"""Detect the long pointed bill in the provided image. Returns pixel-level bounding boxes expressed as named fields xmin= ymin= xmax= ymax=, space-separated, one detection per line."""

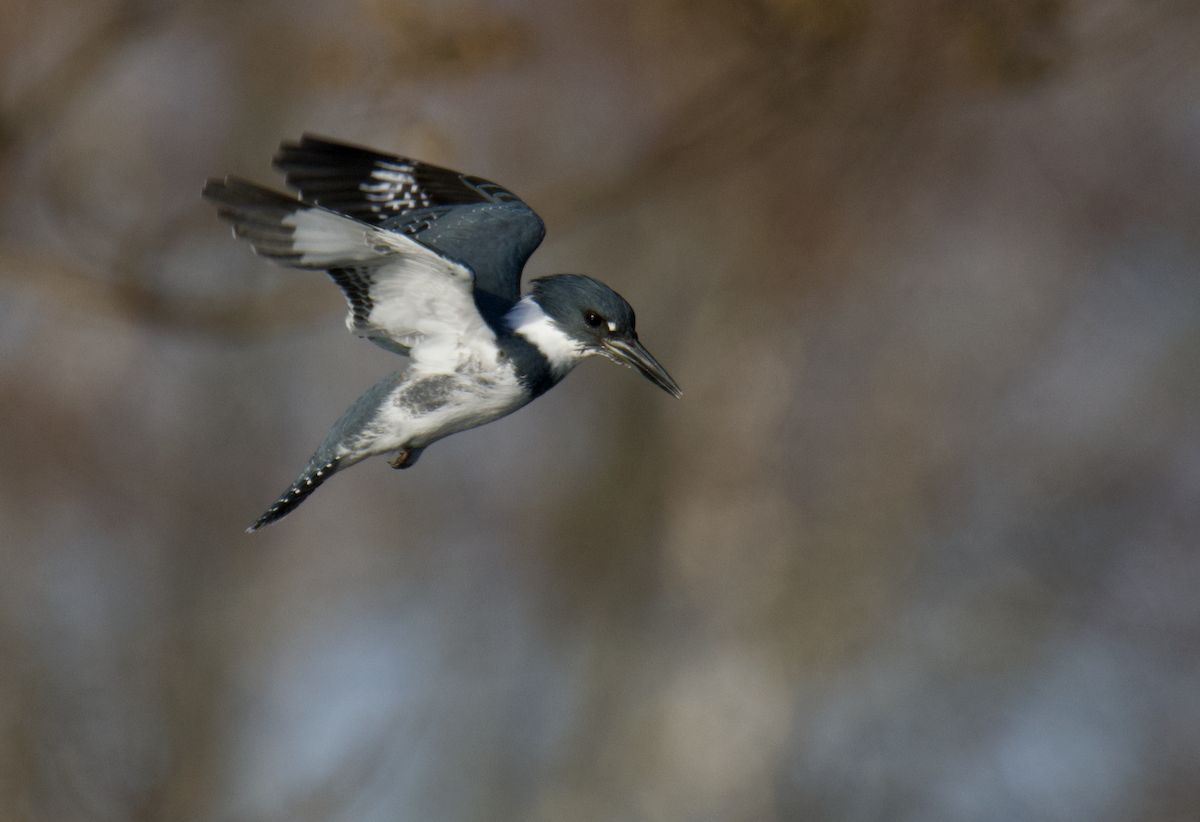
xmin=604 ymin=338 xmax=682 ymax=398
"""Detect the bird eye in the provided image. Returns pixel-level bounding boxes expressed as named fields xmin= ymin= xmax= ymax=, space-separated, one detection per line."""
xmin=584 ymin=310 xmax=603 ymax=328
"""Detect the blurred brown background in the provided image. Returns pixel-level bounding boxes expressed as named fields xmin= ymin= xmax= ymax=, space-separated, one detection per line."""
xmin=2 ymin=0 xmax=1200 ymax=820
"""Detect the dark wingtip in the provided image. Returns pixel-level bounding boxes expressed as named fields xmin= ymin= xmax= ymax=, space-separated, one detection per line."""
xmin=201 ymin=175 xmax=230 ymax=199
xmin=202 ymin=176 xmax=302 ymax=210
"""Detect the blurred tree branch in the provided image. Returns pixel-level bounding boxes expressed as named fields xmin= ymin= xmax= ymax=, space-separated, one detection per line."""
xmin=0 ymin=0 xmax=347 ymax=338
xmin=0 ymin=0 xmax=166 ymax=155
xmin=0 ymin=240 xmax=333 ymax=336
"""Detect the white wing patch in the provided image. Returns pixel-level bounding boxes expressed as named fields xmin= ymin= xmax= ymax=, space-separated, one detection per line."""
xmin=279 ymin=209 xmax=494 ymax=370
xmin=281 ymin=208 xmax=451 ymax=270
xmin=367 ymin=255 xmax=497 ymax=374
xmin=282 ymin=208 xmax=399 ymax=266
xmin=205 ymin=177 xmax=496 ymax=374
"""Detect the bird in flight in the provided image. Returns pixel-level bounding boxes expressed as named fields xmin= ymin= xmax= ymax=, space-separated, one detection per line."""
xmin=203 ymin=135 xmax=680 ymax=531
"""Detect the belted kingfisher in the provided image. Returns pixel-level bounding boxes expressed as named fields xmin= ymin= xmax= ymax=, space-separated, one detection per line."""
xmin=203 ymin=135 xmax=680 ymax=531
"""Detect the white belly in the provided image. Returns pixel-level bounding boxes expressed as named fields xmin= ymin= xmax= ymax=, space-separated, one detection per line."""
xmin=363 ymin=362 xmax=531 ymax=456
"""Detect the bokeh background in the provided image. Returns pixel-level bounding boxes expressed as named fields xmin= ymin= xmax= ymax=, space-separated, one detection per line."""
xmin=3 ymin=0 xmax=1200 ymax=820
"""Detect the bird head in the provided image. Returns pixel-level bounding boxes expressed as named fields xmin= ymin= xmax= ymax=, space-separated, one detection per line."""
xmin=530 ymin=274 xmax=681 ymax=398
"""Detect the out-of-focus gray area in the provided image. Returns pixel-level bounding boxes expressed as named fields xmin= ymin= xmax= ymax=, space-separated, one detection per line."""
xmin=2 ymin=0 xmax=1199 ymax=819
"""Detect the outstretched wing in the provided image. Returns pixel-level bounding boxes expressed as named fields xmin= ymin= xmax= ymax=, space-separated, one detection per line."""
xmin=273 ymin=135 xmax=545 ymax=325
xmin=203 ymin=177 xmax=496 ymax=372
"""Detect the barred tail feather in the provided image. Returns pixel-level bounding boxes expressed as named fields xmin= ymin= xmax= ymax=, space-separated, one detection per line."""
xmin=248 ymin=457 xmax=341 ymax=532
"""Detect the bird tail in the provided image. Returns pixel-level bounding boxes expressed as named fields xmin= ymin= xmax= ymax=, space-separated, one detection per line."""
xmin=245 ymin=371 xmax=409 ymax=532
xmin=247 ymin=456 xmax=342 ymax=532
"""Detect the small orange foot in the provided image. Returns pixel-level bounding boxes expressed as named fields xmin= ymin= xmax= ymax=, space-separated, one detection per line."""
xmin=389 ymin=449 xmax=415 ymax=469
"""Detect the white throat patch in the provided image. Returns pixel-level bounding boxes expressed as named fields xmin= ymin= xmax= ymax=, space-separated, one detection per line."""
xmin=506 ymin=296 xmax=585 ymax=374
